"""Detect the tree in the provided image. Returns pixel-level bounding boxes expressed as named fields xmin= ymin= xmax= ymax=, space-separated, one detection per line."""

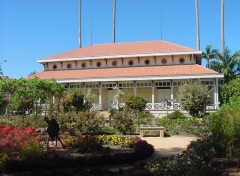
xmin=63 ymin=89 xmax=92 ymax=112
xmin=195 ymin=0 xmax=200 ymax=50
xmin=28 ymin=71 xmax=37 ymax=76
xmin=124 ymin=95 xmax=147 ymax=127
xmin=124 ymin=95 xmax=147 ymax=113
xmin=210 ymin=48 xmax=240 ymax=83
xmin=221 ymin=0 xmax=225 ymax=53
xmin=202 ymin=45 xmax=218 ymax=68
xmin=178 ymin=81 xmax=211 ymax=117
xmin=220 ymin=78 xmax=240 ymax=104
xmin=0 ymin=78 xmax=64 ymax=115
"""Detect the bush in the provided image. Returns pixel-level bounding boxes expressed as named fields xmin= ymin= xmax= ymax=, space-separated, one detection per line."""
xmin=0 ymin=125 xmax=36 ymax=155
xmin=178 ymin=81 xmax=211 ymax=117
xmin=146 ymin=139 xmax=215 ymax=176
xmin=77 ymin=135 xmax=105 ymax=153
xmin=165 ymin=111 xmax=187 ymax=120
xmin=0 ymin=115 xmax=47 ymax=129
xmin=111 ymin=111 xmax=135 ymax=135
xmin=63 ymin=89 xmax=92 ymax=112
xmin=134 ymin=140 xmax=154 ymax=160
xmin=98 ymin=135 xmax=133 ymax=148
xmin=124 ymin=95 xmax=147 ymax=112
xmin=155 ymin=116 xmax=205 ymax=136
xmin=58 ymin=111 xmax=105 ymax=135
xmin=64 ymin=135 xmax=106 ymax=153
xmin=205 ymin=97 xmax=240 ymax=157
xmin=220 ymin=79 xmax=240 ymax=104
xmin=19 ymin=138 xmax=43 ymax=161
xmin=138 ymin=111 xmax=154 ymax=126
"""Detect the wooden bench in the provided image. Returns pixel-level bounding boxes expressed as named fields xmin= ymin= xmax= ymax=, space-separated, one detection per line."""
xmin=139 ymin=126 xmax=165 ymax=138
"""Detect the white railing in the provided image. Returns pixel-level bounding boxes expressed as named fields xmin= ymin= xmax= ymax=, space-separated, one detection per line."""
xmin=90 ymin=103 xmax=102 ymax=111
xmin=38 ymin=102 xmax=218 ymax=112
xmin=145 ymin=102 xmax=180 ymax=110
xmin=173 ymin=103 xmax=184 ymax=110
xmin=206 ymin=104 xmax=218 ymax=111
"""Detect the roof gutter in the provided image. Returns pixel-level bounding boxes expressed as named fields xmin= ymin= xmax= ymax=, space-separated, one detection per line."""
xmin=55 ymin=73 xmax=223 ymax=83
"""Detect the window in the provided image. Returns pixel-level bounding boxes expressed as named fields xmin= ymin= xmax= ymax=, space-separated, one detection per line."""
xmin=128 ymin=60 xmax=134 ymax=66
xmin=81 ymin=63 xmax=86 ymax=68
xmin=53 ymin=65 xmax=57 ymax=69
xmin=161 ymin=58 xmax=167 ymax=64
xmin=179 ymin=58 xmax=185 ymax=64
xmin=112 ymin=61 xmax=118 ymax=67
xmin=67 ymin=64 xmax=72 ymax=69
xmin=96 ymin=62 xmax=102 ymax=67
xmin=145 ymin=59 xmax=150 ymax=65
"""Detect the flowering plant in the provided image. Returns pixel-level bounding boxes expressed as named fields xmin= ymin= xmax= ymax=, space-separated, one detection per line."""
xmin=0 ymin=125 xmax=37 ymax=155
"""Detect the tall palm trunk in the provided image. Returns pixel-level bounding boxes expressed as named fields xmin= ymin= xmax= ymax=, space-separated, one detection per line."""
xmin=195 ymin=0 xmax=200 ymax=50
xmin=221 ymin=0 xmax=225 ymax=53
xmin=79 ymin=0 xmax=82 ymax=48
xmin=113 ymin=0 xmax=116 ymax=43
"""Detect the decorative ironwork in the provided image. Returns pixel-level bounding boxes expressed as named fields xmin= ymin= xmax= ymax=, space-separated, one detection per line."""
xmin=90 ymin=103 xmax=102 ymax=111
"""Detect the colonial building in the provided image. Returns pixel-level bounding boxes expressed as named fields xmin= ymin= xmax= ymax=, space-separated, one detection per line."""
xmin=32 ymin=40 xmax=223 ymax=116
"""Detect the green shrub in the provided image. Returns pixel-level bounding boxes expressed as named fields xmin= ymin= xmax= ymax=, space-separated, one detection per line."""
xmin=220 ymin=79 xmax=240 ymax=104
xmin=178 ymin=81 xmax=211 ymax=117
xmin=124 ymin=95 xmax=147 ymax=113
xmin=19 ymin=139 xmax=43 ymax=161
xmin=111 ymin=111 xmax=135 ymax=135
xmin=146 ymin=138 xmax=215 ymax=176
xmin=134 ymin=140 xmax=154 ymax=160
xmin=205 ymin=97 xmax=240 ymax=157
xmin=165 ymin=111 xmax=187 ymax=119
xmin=63 ymin=89 xmax=92 ymax=112
xmin=58 ymin=111 xmax=105 ymax=135
xmin=138 ymin=111 xmax=154 ymax=126
xmin=64 ymin=135 xmax=105 ymax=153
xmin=155 ymin=116 xmax=205 ymax=136
xmin=0 ymin=115 xmax=47 ymax=129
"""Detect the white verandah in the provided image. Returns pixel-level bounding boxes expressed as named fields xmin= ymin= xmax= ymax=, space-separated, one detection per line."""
xmin=65 ymin=78 xmax=220 ymax=113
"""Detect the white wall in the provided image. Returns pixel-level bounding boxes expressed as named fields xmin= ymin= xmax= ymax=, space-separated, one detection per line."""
xmin=45 ymin=54 xmax=196 ymax=71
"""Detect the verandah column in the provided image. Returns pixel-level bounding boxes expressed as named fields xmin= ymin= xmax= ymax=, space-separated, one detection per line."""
xmin=134 ymin=81 xmax=137 ymax=95
xmin=99 ymin=82 xmax=102 ymax=110
xmin=151 ymin=80 xmax=155 ymax=110
xmin=170 ymin=80 xmax=174 ymax=109
xmin=214 ymin=78 xmax=219 ymax=109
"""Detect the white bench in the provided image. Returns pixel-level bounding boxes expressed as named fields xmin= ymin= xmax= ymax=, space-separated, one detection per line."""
xmin=139 ymin=126 xmax=165 ymax=138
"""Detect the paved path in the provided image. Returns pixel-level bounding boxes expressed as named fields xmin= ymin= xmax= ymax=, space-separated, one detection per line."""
xmin=142 ymin=135 xmax=197 ymax=158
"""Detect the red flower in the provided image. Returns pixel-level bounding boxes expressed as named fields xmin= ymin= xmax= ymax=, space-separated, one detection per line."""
xmin=2 ymin=125 xmax=13 ymax=135
xmin=26 ymin=126 xmax=35 ymax=133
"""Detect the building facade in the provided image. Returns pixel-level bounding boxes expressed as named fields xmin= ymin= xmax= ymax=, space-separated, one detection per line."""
xmin=31 ymin=40 xmax=224 ymax=115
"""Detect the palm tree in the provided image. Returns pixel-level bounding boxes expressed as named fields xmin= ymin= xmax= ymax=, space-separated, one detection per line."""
xmin=210 ymin=48 xmax=240 ymax=82
xmin=221 ymin=0 xmax=225 ymax=53
xmin=202 ymin=45 xmax=218 ymax=68
xmin=0 ymin=68 xmax=3 ymax=76
xmin=79 ymin=0 xmax=82 ymax=48
xmin=112 ymin=0 xmax=116 ymax=43
xmin=195 ymin=0 xmax=200 ymax=50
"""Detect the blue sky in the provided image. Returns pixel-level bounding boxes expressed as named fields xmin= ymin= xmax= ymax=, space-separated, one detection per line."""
xmin=0 ymin=0 xmax=240 ymax=78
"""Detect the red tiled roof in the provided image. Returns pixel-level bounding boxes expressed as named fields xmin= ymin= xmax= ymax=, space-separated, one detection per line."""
xmin=39 ymin=40 xmax=198 ymax=61
xmin=29 ymin=64 xmax=220 ymax=81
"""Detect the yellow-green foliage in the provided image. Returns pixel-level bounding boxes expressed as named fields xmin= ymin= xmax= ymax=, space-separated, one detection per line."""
xmin=98 ymin=135 xmax=133 ymax=148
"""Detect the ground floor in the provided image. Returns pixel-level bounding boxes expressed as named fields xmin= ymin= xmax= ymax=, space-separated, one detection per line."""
xmin=63 ymin=78 xmax=220 ymax=114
